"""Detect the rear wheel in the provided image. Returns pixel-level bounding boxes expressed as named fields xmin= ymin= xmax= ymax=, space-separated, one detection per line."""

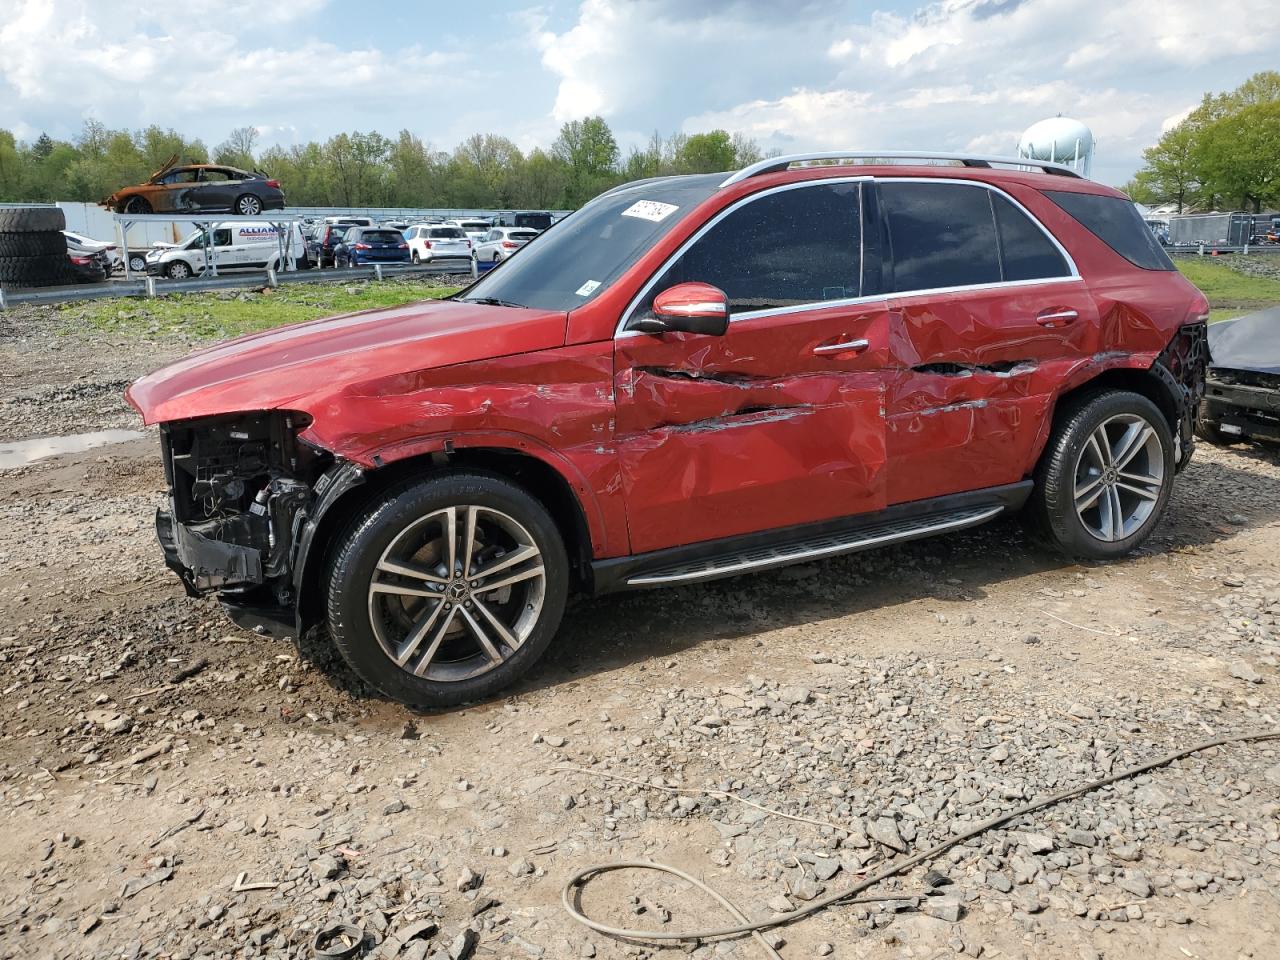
xmin=325 ymin=472 xmax=568 ymax=708
xmin=1032 ymin=390 xmax=1174 ymax=559
xmin=234 ymin=194 xmax=262 ymax=216
xmin=411 ymin=250 xmax=420 ymax=264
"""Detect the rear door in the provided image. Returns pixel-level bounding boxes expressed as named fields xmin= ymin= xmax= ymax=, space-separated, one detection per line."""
xmin=614 ymin=179 xmax=890 ymax=553
xmin=873 ymin=178 xmax=1097 ymax=504
xmin=195 ymin=168 xmax=238 ymax=211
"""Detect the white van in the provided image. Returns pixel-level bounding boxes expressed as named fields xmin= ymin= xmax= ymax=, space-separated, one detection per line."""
xmin=144 ymin=221 xmax=308 ymax=279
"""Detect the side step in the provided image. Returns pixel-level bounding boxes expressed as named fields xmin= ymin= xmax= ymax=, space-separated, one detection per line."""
xmin=625 ymin=504 xmax=1005 ymax=587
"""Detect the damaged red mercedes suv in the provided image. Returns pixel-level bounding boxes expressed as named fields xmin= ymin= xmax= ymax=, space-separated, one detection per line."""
xmin=127 ymin=151 xmax=1209 ymax=708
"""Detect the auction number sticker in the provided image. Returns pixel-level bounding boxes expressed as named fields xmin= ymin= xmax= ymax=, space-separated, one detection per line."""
xmin=621 ymin=200 xmax=678 ymax=222
xmin=575 ymin=280 xmax=602 ymax=297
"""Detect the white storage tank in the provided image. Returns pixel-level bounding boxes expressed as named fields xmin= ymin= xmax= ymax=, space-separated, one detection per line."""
xmin=1018 ymin=117 xmax=1094 ymax=176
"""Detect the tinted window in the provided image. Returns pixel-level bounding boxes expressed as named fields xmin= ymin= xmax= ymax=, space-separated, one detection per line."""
xmin=510 ymin=231 xmax=539 ymax=242
xmin=461 ymin=174 xmax=722 ymax=311
xmin=1045 ymin=190 xmax=1174 ymax=271
xmin=363 ymin=230 xmax=404 ymax=243
xmin=991 ymin=193 xmax=1071 ymax=281
xmin=201 ymin=169 xmax=232 ymax=182
xmin=430 ymin=228 xmax=465 ymax=239
xmin=637 ymin=181 xmax=862 ymax=317
xmin=881 ymin=182 xmax=1000 ymax=292
xmin=212 ymin=229 xmax=231 ymax=246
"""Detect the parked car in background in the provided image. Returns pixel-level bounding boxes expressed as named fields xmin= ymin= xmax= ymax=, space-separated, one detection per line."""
xmin=1197 ymin=307 xmax=1280 ymax=444
xmin=145 ymin=221 xmax=306 ymax=279
xmin=333 ymin=226 xmax=411 ymax=267
xmin=105 ymin=157 xmax=285 ymax=216
xmin=445 ymin=219 xmax=493 ymax=243
xmin=307 ymin=223 xmax=351 ymax=267
xmin=128 ymin=150 xmax=1210 ymax=710
xmin=63 ymin=230 xmax=121 ymax=273
xmin=471 ymin=226 xmax=540 ymax=264
xmin=405 ymin=224 xmax=471 ymax=264
xmin=495 ymin=212 xmax=554 ymax=231
xmin=66 ymin=252 xmax=107 ymax=284
xmin=326 ymin=216 xmax=373 ymax=228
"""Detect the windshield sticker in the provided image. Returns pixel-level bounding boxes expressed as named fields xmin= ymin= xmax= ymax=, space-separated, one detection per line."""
xmin=574 ymin=280 xmax=602 ymax=297
xmin=621 ymin=200 xmax=678 ymax=222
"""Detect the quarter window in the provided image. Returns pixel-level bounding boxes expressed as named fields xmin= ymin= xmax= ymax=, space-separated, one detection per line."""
xmin=637 ymin=181 xmax=862 ymax=318
xmin=1045 ymin=190 xmax=1175 ymax=271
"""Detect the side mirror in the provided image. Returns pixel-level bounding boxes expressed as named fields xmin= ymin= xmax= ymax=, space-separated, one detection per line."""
xmin=633 ymin=282 xmax=730 ymax=336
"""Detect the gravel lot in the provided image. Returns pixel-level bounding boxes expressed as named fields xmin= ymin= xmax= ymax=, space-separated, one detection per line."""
xmin=1 ymin=288 xmax=1279 ymax=960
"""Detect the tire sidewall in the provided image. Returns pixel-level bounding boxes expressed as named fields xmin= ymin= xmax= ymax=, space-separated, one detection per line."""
xmin=1039 ymin=391 xmax=1175 ymax=559
xmin=325 ymin=472 xmax=569 ymax=708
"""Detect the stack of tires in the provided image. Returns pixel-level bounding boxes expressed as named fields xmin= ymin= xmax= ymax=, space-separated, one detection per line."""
xmin=0 ymin=206 xmax=70 ymax=289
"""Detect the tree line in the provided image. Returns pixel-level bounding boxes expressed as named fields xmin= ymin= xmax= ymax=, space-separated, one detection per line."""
xmin=0 ymin=115 xmax=768 ymax=211
xmin=1125 ymin=71 xmax=1280 ymax=213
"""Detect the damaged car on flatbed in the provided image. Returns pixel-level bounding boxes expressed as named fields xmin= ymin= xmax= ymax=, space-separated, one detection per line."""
xmin=127 ymin=150 xmax=1210 ymax=709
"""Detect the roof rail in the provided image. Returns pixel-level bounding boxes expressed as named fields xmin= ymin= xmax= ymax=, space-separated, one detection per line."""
xmin=719 ymin=151 xmax=1083 ymax=188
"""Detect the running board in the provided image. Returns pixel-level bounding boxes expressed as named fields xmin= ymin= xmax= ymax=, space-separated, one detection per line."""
xmin=624 ymin=504 xmax=1006 ymax=587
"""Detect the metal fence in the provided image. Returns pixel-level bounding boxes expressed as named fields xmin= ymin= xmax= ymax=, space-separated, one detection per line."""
xmin=0 ymin=261 xmax=479 ymax=310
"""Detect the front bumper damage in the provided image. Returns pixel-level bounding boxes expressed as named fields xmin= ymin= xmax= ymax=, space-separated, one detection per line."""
xmin=1202 ymin=368 xmax=1280 ymax=442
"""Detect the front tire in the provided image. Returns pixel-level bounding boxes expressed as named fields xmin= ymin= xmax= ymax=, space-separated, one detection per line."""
xmin=325 ymin=472 xmax=568 ymax=708
xmin=166 ymin=260 xmax=192 ymax=280
xmin=122 ymin=196 xmax=152 ymax=215
xmin=1032 ymin=390 xmax=1174 ymax=559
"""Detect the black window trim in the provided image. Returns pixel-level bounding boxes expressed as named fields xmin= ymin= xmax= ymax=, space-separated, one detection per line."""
xmin=618 ymin=176 xmax=872 ymax=336
xmin=617 ymin=175 xmax=1080 ymax=339
xmin=873 ymin=177 xmax=1079 ymax=296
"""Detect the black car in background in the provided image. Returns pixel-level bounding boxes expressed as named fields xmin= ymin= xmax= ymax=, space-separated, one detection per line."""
xmin=1198 ymin=308 xmax=1280 ymax=444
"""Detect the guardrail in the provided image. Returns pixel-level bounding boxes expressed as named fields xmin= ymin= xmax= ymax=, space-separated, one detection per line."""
xmin=0 ymin=261 xmax=480 ymax=310
xmin=1168 ymin=244 xmax=1280 ymax=256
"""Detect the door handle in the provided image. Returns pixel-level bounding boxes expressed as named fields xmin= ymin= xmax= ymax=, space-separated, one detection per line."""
xmin=813 ymin=338 xmax=870 ymax=356
xmin=1036 ymin=308 xmax=1079 ymax=327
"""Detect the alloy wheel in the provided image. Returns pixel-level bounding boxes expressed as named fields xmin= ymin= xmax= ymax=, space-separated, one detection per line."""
xmin=238 ymin=196 xmax=261 ymax=216
xmin=1073 ymin=413 xmax=1165 ymax=542
xmin=366 ymin=505 xmax=547 ymax=682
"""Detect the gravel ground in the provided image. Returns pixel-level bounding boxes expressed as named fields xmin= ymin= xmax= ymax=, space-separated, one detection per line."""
xmin=1 ymin=292 xmax=1279 ymax=960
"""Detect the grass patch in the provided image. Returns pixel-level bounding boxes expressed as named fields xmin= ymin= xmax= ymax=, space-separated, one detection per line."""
xmin=61 ymin=279 xmax=464 ymax=342
xmin=1176 ymin=259 xmax=1280 ymax=312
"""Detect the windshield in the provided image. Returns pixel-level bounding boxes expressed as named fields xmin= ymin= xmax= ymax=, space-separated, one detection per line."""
xmin=460 ymin=174 xmax=721 ymax=311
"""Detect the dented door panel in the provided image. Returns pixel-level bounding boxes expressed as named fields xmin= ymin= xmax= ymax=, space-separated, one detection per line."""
xmin=615 ymin=304 xmax=889 ymax=554
xmin=882 ymin=281 xmax=1099 ymax=503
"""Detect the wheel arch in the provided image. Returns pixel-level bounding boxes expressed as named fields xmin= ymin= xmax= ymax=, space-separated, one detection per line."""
xmin=1029 ymin=362 xmax=1181 ymax=475
xmin=294 ymin=442 xmax=601 ymax=636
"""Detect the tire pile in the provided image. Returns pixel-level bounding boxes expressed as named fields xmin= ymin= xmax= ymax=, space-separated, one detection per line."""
xmin=0 ymin=206 xmax=70 ymax=289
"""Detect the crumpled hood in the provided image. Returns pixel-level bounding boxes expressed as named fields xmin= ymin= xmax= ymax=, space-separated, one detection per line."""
xmin=127 ymin=298 xmax=569 ymax=425
xmin=1208 ymin=307 xmax=1280 ymax=375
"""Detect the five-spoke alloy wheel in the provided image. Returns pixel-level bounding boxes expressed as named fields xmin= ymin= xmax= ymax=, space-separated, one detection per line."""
xmin=326 ymin=472 xmax=568 ymax=708
xmin=1033 ymin=390 xmax=1174 ymax=559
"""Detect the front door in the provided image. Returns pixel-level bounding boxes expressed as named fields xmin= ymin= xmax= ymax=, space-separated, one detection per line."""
xmin=874 ymin=178 xmax=1099 ymax=504
xmin=614 ymin=179 xmax=889 ymax=555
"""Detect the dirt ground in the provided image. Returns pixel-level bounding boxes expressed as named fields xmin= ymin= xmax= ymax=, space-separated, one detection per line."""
xmin=1 ymin=300 xmax=1279 ymax=960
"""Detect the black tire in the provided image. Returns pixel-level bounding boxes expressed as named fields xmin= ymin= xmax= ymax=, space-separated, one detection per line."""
xmin=165 ymin=260 xmax=192 ymax=280
xmin=411 ymin=251 xmax=420 ymax=264
xmin=0 ymin=231 xmax=66 ymax=257
xmin=0 ymin=207 xmax=65 ymax=233
xmin=324 ymin=472 xmax=569 ymax=708
xmin=1031 ymin=390 xmax=1175 ymax=560
xmin=234 ymin=194 xmax=262 ymax=216
xmin=122 ymin=196 xmax=152 ymax=215
xmin=1194 ymin=409 xmax=1232 ymax=445
xmin=0 ymin=253 xmax=70 ymax=287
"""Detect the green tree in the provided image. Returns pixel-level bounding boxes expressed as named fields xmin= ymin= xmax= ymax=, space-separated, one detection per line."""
xmin=553 ymin=116 xmax=619 ymax=205
xmin=215 ymin=127 xmax=259 ymax=170
xmin=1196 ymin=100 xmax=1280 ymax=212
xmin=1135 ymin=123 xmax=1199 ymax=212
xmin=673 ymin=130 xmax=737 ymax=173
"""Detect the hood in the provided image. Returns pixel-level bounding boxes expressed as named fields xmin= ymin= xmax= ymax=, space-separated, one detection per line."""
xmin=1208 ymin=307 xmax=1280 ymax=375
xmin=127 ymin=298 xmax=569 ymax=425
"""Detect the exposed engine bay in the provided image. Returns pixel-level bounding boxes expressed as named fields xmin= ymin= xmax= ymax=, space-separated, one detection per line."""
xmin=156 ymin=411 xmax=331 ymax=610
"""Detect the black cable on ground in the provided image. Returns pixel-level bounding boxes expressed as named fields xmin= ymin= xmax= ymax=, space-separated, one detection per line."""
xmin=561 ymin=728 xmax=1280 ymax=958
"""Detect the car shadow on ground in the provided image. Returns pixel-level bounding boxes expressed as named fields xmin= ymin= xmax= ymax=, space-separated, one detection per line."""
xmin=298 ymin=445 xmax=1280 ymax=714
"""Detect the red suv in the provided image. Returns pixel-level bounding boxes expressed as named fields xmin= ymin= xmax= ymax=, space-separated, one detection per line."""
xmin=127 ymin=151 xmax=1209 ymax=709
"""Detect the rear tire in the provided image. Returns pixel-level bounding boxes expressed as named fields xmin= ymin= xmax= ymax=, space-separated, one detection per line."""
xmin=1194 ymin=409 xmax=1232 ymax=445
xmin=1031 ymin=390 xmax=1174 ymax=559
xmin=325 ymin=472 xmax=568 ymax=708
xmin=411 ymin=250 xmax=420 ymax=264
xmin=234 ymin=194 xmax=262 ymax=216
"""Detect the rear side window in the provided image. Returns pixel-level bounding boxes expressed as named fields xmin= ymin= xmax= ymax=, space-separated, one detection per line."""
xmin=881 ymin=181 xmax=1001 ymax=292
xmin=643 ymin=181 xmax=862 ymax=315
xmin=1045 ymin=190 xmax=1174 ymax=271
xmin=991 ymin=194 xmax=1071 ymax=281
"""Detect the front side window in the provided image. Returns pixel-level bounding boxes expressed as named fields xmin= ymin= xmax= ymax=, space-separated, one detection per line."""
xmin=632 ymin=181 xmax=863 ymax=319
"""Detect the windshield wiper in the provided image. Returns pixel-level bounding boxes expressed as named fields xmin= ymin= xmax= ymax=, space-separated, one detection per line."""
xmin=460 ymin=297 xmax=525 ymax=308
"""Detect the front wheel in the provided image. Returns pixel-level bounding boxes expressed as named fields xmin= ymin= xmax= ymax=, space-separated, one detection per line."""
xmin=1032 ymin=390 xmax=1174 ymax=559
xmin=325 ymin=472 xmax=568 ymax=708
xmin=165 ymin=260 xmax=192 ymax=280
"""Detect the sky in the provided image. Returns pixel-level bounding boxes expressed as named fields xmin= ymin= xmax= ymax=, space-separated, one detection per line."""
xmin=1 ymin=0 xmax=1278 ymax=186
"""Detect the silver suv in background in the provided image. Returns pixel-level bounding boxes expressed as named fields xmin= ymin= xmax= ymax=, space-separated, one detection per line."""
xmin=405 ymin=224 xmax=472 ymax=263
xmin=472 ymin=226 xmax=540 ymax=263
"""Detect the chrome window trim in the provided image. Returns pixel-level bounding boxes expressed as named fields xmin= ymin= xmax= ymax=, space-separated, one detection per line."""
xmin=615 ymin=175 xmax=1079 ymax=340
